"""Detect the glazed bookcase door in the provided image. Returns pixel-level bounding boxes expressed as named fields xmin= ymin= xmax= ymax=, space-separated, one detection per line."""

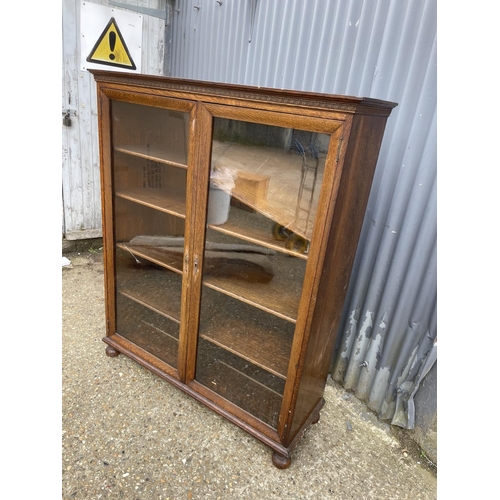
xmin=195 ymin=113 xmax=339 ymax=429
xmin=93 ymin=69 xmax=397 ymax=469
xmin=109 ymin=97 xmax=192 ymax=372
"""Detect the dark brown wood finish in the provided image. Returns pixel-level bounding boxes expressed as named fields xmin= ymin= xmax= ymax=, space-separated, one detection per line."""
xmin=96 ymin=91 xmax=116 ymax=338
xmin=287 ymin=112 xmax=393 ymax=443
xmin=92 ymin=70 xmax=395 ymax=115
xmin=92 ymin=70 xmax=396 ymax=467
xmin=277 ymin=123 xmax=348 ymax=443
xmin=181 ymin=103 xmax=214 ymax=383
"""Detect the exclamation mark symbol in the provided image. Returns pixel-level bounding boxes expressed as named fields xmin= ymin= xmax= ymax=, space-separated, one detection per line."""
xmin=109 ymin=31 xmax=116 ymax=60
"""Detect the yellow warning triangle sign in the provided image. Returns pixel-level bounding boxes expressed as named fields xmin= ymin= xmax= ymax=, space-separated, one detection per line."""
xmin=86 ymin=17 xmax=136 ymax=70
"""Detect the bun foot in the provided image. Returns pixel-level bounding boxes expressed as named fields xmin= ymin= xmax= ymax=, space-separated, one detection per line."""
xmin=105 ymin=345 xmax=120 ymax=357
xmin=272 ymin=451 xmax=291 ymax=469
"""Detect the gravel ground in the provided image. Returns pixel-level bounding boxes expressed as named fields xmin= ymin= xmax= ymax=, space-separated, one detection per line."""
xmin=62 ymin=250 xmax=437 ymax=499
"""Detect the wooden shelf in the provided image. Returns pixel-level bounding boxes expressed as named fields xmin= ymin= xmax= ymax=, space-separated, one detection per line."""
xmin=202 ymin=272 xmax=301 ymax=324
xmin=116 ymin=242 xmax=184 ymax=275
xmin=116 ymin=294 xmax=180 ymax=368
xmin=115 ymin=189 xmax=186 ymax=218
xmin=202 ymin=228 xmax=305 ymax=323
xmin=114 ymin=145 xmax=187 ymax=169
xmin=209 ymin=204 xmax=308 ymax=260
xmin=118 ymin=232 xmax=304 ymax=323
xmin=93 ymin=70 xmax=397 ymax=466
xmin=199 ymin=288 xmax=294 ymax=379
xmin=115 ymin=246 xmax=294 ymax=380
xmin=196 ymin=338 xmax=284 ymax=428
xmin=119 ymin=290 xmax=180 ymax=325
xmin=115 ymin=257 xmax=183 ymax=323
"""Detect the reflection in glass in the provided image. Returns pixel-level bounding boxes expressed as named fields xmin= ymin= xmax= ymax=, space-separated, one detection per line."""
xmin=111 ymin=101 xmax=190 ymax=369
xmin=209 ymin=119 xmax=329 ymax=244
xmin=196 ymin=118 xmax=330 ymax=427
xmin=112 ymin=101 xmax=190 ymax=165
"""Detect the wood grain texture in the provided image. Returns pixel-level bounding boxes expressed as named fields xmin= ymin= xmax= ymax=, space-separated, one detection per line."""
xmin=91 ymin=70 xmax=397 ymax=115
xmin=114 ymin=146 xmax=188 ymax=169
xmin=116 ymin=294 xmax=180 ymax=368
xmin=198 ymin=289 xmax=294 ymax=379
xmin=196 ymin=339 xmax=284 ymax=427
xmin=288 ymin=114 xmax=391 ymax=441
xmin=188 ymin=380 xmax=283 ymax=446
xmin=277 ymin=124 xmax=347 ymax=441
xmin=94 ymin=71 xmax=396 ymax=467
xmin=205 ymin=103 xmax=344 ymax=135
xmin=96 ymin=89 xmax=116 ymax=337
xmin=210 ymin=206 xmax=308 ymax=260
xmin=180 ymin=103 xmax=214 ymax=383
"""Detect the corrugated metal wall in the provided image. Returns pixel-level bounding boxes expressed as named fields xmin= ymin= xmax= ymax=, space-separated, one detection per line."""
xmin=170 ymin=0 xmax=437 ymax=429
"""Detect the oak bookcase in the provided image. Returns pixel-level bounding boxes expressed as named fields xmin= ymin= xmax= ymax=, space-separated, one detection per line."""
xmin=91 ymin=70 xmax=396 ymax=468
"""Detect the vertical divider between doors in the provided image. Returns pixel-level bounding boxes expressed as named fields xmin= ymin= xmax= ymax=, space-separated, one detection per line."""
xmin=178 ymin=102 xmax=214 ymax=384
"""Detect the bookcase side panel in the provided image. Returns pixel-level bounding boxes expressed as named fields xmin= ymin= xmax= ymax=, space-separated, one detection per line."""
xmin=287 ymin=112 xmax=392 ymax=443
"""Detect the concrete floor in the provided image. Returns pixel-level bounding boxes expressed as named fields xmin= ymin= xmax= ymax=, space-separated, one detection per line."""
xmin=62 ymin=249 xmax=437 ymax=499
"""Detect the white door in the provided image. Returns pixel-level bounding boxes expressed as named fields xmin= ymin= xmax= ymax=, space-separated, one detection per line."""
xmin=62 ymin=0 xmax=169 ymax=240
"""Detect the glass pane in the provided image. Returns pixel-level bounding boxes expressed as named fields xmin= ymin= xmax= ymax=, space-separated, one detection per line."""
xmin=209 ymin=119 xmax=329 ymax=242
xmin=112 ymin=101 xmax=189 ymax=165
xmin=196 ymin=118 xmax=330 ymax=427
xmin=112 ymin=101 xmax=190 ymax=370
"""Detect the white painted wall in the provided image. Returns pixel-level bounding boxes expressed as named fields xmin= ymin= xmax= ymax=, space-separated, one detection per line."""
xmin=62 ymin=0 xmax=169 ymax=239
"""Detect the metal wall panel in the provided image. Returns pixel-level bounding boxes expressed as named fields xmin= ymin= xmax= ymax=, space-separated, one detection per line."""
xmin=62 ymin=0 xmax=168 ymax=239
xmin=171 ymin=0 xmax=437 ymax=429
